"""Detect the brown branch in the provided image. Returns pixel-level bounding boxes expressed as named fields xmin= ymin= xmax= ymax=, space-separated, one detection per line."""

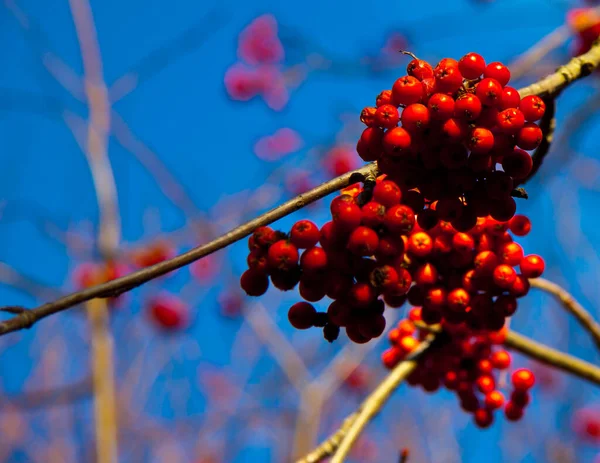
xmin=529 ymin=278 xmax=600 ymax=351
xmin=297 ymin=336 xmax=438 ymax=463
xmin=1 ymin=377 xmax=92 ymax=410
xmin=0 ymin=163 xmax=378 ymax=336
xmin=518 ymin=39 xmax=600 ymax=98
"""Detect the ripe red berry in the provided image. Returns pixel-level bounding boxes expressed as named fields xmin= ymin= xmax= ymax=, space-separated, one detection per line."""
xmin=502 ymin=148 xmax=533 ymax=179
xmin=360 ymin=106 xmax=377 ymax=127
xmin=496 ymin=108 xmax=525 ymax=134
xmin=333 ymin=202 xmax=362 ymax=231
xmin=509 ymin=215 xmax=531 ymax=236
xmin=428 ymin=93 xmax=455 ymax=120
xmin=434 ymin=62 xmax=463 ymax=93
xmin=382 ymin=348 xmax=400 ymax=368
xmin=407 ymin=59 xmax=434 ymax=80
xmin=407 ymin=231 xmax=433 ymax=258
xmin=458 ymin=52 xmax=486 ymax=79
xmin=474 ymin=250 xmax=499 ymax=276
xmin=499 ymin=86 xmax=521 ymax=109
xmin=288 ymin=302 xmax=317 ymax=329
xmin=484 ymin=62 xmax=510 ymax=86
xmin=476 ymin=375 xmax=495 ymax=394
xmin=510 ymin=274 xmax=530 ymax=297
xmin=452 ymin=232 xmax=475 ymax=253
xmin=361 ymin=201 xmax=386 ymax=228
xmin=240 ymin=269 xmax=270 ymax=296
xmin=520 ymin=254 xmax=545 ymax=278
xmin=267 ymin=240 xmax=299 ymax=270
xmin=519 ymin=95 xmax=546 ymax=122
xmin=476 ymin=78 xmax=503 ymax=106
xmin=392 ymin=75 xmax=424 ymax=105
xmin=290 ymin=220 xmax=320 ymax=248
xmin=349 ymin=282 xmax=377 ymax=308
xmin=376 ymin=89 xmax=394 ymax=107
xmin=300 ymin=247 xmax=328 ymax=275
xmin=347 ymin=226 xmax=380 ymax=256
xmin=489 ymin=196 xmax=516 ymax=222
xmin=414 ymin=262 xmax=439 ymax=286
xmin=401 ymin=103 xmax=430 ymax=131
xmin=247 ymin=250 xmax=268 ymax=273
xmin=498 ymin=242 xmax=524 ymax=266
xmin=493 ymin=264 xmax=517 ymax=289
xmin=484 ymin=390 xmax=505 ymax=410
xmin=383 ymin=127 xmax=412 ymax=155
xmin=442 ymin=118 xmax=469 ymax=142
xmin=373 ymin=180 xmax=402 ymax=207
xmin=385 ymin=204 xmax=416 ymax=233
xmin=357 ymin=127 xmax=384 ymax=161
xmin=375 ymin=104 xmax=400 ymax=129
xmin=516 ymin=123 xmax=543 ymax=150
xmin=148 ymin=294 xmax=188 ymax=330
xmin=490 ymin=350 xmax=511 ymax=369
xmin=447 ymin=288 xmax=470 ymax=313
xmin=505 ymin=401 xmax=524 ymax=421
xmin=512 ymin=368 xmax=535 ymax=390
xmin=253 ymin=226 xmax=277 ymax=249
xmin=454 ymin=94 xmax=482 ymax=120
xmin=468 ymin=127 xmax=495 ymax=154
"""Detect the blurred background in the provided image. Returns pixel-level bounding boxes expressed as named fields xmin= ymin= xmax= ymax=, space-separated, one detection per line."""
xmin=1 ymin=0 xmax=600 ymax=461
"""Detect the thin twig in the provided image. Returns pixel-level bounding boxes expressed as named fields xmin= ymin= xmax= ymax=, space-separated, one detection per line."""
xmin=530 ymin=278 xmax=600 ymax=351
xmin=298 ymin=336 xmax=438 ymax=463
xmin=1 ymin=377 xmax=92 ymax=410
xmin=0 ymin=163 xmax=378 ymax=336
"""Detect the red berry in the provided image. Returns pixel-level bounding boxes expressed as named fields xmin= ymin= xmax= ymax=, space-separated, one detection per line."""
xmin=290 ymin=220 xmax=320 ymax=248
xmin=288 ymin=302 xmax=317 ymax=329
xmin=494 ymin=295 xmax=518 ymax=316
xmin=247 ymin=250 xmax=268 ymax=273
xmin=148 ymin=294 xmax=188 ymax=330
xmin=434 ymin=62 xmax=463 ymax=93
xmin=357 ymin=127 xmax=384 ymax=161
xmin=510 ymin=274 xmax=530 ymax=297
xmin=476 ymin=78 xmax=503 ymax=106
xmin=240 ymin=269 xmax=269 ymax=296
xmin=361 ymin=201 xmax=386 ymax=228
xmin=512 ymin=368 xmax=535 ymax=390
xmin=490 ymin=350 xmax=511 ymax=369
xmin=489 ymin=196 xmax=516 ymax=222
xmin=502 ymin=148 xmax=533 ymax=179
xmin=385 ymin=204 xmax=415 ymax=233
xmin=493 ymin=264 xmax=517 ymax=289
xmin=455 ymin=94 xmax=482 ymax=120
xmin=407 ymin=59 xmax=434 ymax=80
xmin=373 ymin=180 xmax=402 ymax=207
xmin=407 ymin=231 xmax=433 ymax=258
xmin=447 ymin=288 xmax=470 ymax=313
xmin=441 ymin=118 xmax=469 ymax=142
xmin=505 ymin=401 xmax=524 ymax=421
xmin=484 ymin=62 xmax=510 ymax=86
xmin=476 ymin=375 xmax=495 ymax=394
xmin=382 ymin=127 xmax=412 ymax=156
xmin=499 ymin=86 xmax=521 ymax=109
xmin=468 ymin=127 xmax=495 ymax=154
xmin=474 ymin=250 xmax=499 ymax=276
xmin=498 ymin=242 xmax=524 ymax=266
xmin=376 ymin=89 xmax=394 ymax=107
xmin=360 ymin=106 xmax=377 ymax=127
xmin=484 ymin=390 xmax=505 ymax=410
xmin=496 ymin=108 xmax=525 ymax=134
xmin=267 ymin=240 xmax=299 ymax=270
xmin=333 ymin=202 xmax=362 ymax=231
xmin=516 ymin=122 xmax=543 ymax=150
xmin=401 ymin=103 xmax=430 ymax=132
xmin=375 ymin=104 xmax=400 ymax=129
xmin=349 ymin=282 xmax=377 ymax=308
xmin=520 ymin=254 xmax=545 ymax=278
xmin=428 ymin=93 xmax=455 ymax=120
xmin=347 ymin=226 xmax=380 ymax=256
xmin=370 ymin=265 xmax=399 ymax=289
xmin=382 ymin=348 xmax=400 ymax=368
xmin=458 ymin=52 xmax=486 ymax=79
xmin=519 ymin=95 xmax=546 ymax=122
xmin=392 ymin=75 xmax=424 ymax=105
xmin=452 ymin=232 xmax=475 ymax=253
xmin=253 ymin=226 xmax=277 ymax=249
xmin=509 ymin=215 xmax=531 ymax=236
xmin=300 ymin=247 xmax=328 ymax=275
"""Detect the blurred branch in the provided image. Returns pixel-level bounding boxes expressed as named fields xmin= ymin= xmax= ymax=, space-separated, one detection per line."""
xmin=1 ymin=377 xmax=92 ymax=410
xmin=298 ymin=336 xmax=438 ymax=463
xmin=0 ymin=262 xmax=64 ymax=300
xmin=0 ymin=163 xmax=378 ymax=336
xmin=530 ymin=278 xmax=600 ymax=351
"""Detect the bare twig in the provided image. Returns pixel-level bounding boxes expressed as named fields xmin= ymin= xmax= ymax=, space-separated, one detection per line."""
xmin=529 ymin=278 xmax=600 ymax=351
xmin=2 ymin=377 xmax=92 ymax=410
xmin=0 ymin=163 xmax=378 ymax=336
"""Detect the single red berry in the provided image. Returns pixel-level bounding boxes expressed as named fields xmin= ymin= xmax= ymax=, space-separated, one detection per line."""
xmin=300 ymin=247 xmax=328 ymax=275
xmin=478 ymin=106 xmax=500 ymax=128
xmin=360 ymin=106 xmax=378 ymax=127
xmin=509 ymin=215 xmax=531 ymax=236
xmin=424 ymin=286 xmax=446 ymax=311
xmin=511 ymin=391 xmax=530 ymax=408
xmin=512 ymin=368 xmax=536 ymax=390
xmin=489 ymin=196 xmax=516 ymax=222
xmin=347 ymin=226 xmax=380 ymax=256
xmin=267 ymin=240 xmax=299 ymax=270
xmin=414 ymin=262 xmax=439 ymax=286
xmin=376 ymin=89 xmax=394 ymax=107
xmin=401 ymin=103 xmax=430 ymax=132
xmin=377 ymin=233 xmax=405 ymax=257
xmin=375 ymin=104 xmax=400 ymax=129
xmin=407 ymin=59 xmax=434 ymax=80
xmin=407 ymin=231 xmax=433 ymax=258
xmin=428 ymin=93 xmax=455 ymax=120
xmin=349 ymin=282 xmax=377 ymax=308
xmin=148 ymin=294 xmax=188 ymax=330
xmin=502 ymin=148 xmax=533 ymax=179
xmin=510 ymin=274 xmax=530 ymax=297
xmin=484 ymin=62 xmax=510 ymax=86
xmin=385 ymin=204 xmax=415 ymax=233
xmin=468 ymin=127 xmax=495 ymax=154
xmin=474 ymin=250 xmax=499 ymax=276
xmin=452 ymin=232 xmax=475 ymax=253
xmin=382 ymin=127 xmax=412 ymax=155
xmin=288 ymin=302 xmax=317 ymax=329
xmin=455 ymin=94 xmax=482 ymax=120
xmin=347 ymin=324 xmax=371 ymax=344
xmin=333 ymin=202 xmax=362 ymax=231
xmin=499 ymin=86 xmax=521 ymax=109
xmin=385 ymin=268 xmax=412 ymax=296
xmin=447 ymin=288 xmax=470 ymax=313
xmin=458 ymin=52 xmax=486 ymax=79
xmin=498 ymin=242 xmax=524 ymax=266
xmin=505 ymin=401 xmax=524 ymax=421
xmin=476 ymin=78 xmax=503 ymax=106
xmin=485 ymin=390 xmax=505 ymax=410
xmin=494 ymin=294 xmax=518 ymax=316
xmin=290 ymin=220 xmax=320 ymax=248
xmin=434 ymin=62 xmax=463 ymax=93
xmin=357 ymin=127 xmax=384 ymax=161
xmin=496 ymin=108 xmax=525 ymax=134
xmin=253 ymin=226 xmax=277 ymax=248
xmin=382 ymin=348 xmax=400 ymax=368
xmin=476 ymin=375 xmax=496 ymax=394
xmin=370 ymin=264 xmax=399 ymax=289
xmin=247 ymin=249 xmax=268 ymax=273
xmin=441 ymin=118 xmax=469 ymax=142
xmin=392 ymin=75 xmax=424 ymax=105
xmin=520 ymin=255 xmax=545 ymax=278
xmin=493 ymin=264 xmax=517 ymax=289
xmin=491 ymin=350 xmax=512 ymax=369
xmin=399 ymin=335 xmax=418 ymax=353
xmin=240 ymin=269 xmax=269 ymax=296
xmin=516 ymin=122 xmax=543 ymax=150
xmin=373 ymin=180 xmax=402 ymax=207
xmin=519 ymin=95 xmax=546 ymax=122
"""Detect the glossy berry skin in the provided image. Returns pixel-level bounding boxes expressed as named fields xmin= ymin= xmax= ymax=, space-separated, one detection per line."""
xmin=516 ymin=123 xmax=543 ymax=150
xmin=360 ymin=106 xmax=377 ymax=127
xmin=512 ymin=368 xmax=535 ymax=390
xmin=347 ymin=226 xmax=380 ymax=256
xmin=392 ymin=75 xmax=424 ymax=106
xmin=375 ymin=104 xmax=400 ymax=129
xmin=288 ymin=302 xmax=317 ymax=329
xmin=428 ymin=93 xmax=455 ymax=120
xmin=509 ymin=215 xmax=531 ymax=236
xmin=376 ymin=90 xmax=393 ymax=107
xmin=401 ymin=104 xmax=430 ymax=132
xmin=490 ymin=350 xmax=511 ymax=369
xmin=496 ymin=108 xmax=525 ymax=134
xmin=407 ymin=59 xmax=434 ymax=80
xmin=455 ymin=94 xmax=482 ymax=120
xmin=484 ymin=62 xmax=511 ymax=86
xmin=290 ymin=220 xmax=320 ymax=248
xmin=520 ymin=255 xmax=545 ymax=278
xmin=383 ymin=127 xmax=412 ymax=155
xmin=268 ymin=240 xmax=299 ymax=270
xmin=458 ymin=52 xmax=486 ymax=79
xmin=485 ymin=390 xmax=505 ymax=410
xmin=407 ymin=231 xmax=433 ymax=258
xmin=500 ymin=87 xmax=520 ymax=109
xmin=434 ymin=62 xmax=463 ymax=93
xmin=373 ymin=180 xmax=402 ymax=207
xmin=519 ymin=95 xmax=546 ymax=121
xmin=493 ymin=264 xmax=517 ymax=289
xmin=476 ymin=78 xmax=503 ymax=106
xmin=240 ymin=269 xmax=269 ymax=296
xmin=385 ymin=205 xmax=415 ymax=233
xmin=468 ymin=128 xmax=494 ymax=154
xmin=300 ymin=247 xmax=328 ymax=275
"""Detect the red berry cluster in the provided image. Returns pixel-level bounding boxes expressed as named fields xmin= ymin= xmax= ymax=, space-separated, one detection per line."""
xmin=383 ymin=311 xmax=535 ymax=427
xmin=240 ymin=176 xmax=544 ymax=344
xmin=357 ymin=53 xmax=546 ymax=230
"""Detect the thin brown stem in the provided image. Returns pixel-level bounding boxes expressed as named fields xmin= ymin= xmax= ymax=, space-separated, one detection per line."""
xmin=529 ymin=278 xmax=600 ymax=351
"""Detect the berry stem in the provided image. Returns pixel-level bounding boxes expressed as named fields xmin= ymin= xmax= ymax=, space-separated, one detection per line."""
xmin=529 ymin=278 xmax=600 ymax=352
